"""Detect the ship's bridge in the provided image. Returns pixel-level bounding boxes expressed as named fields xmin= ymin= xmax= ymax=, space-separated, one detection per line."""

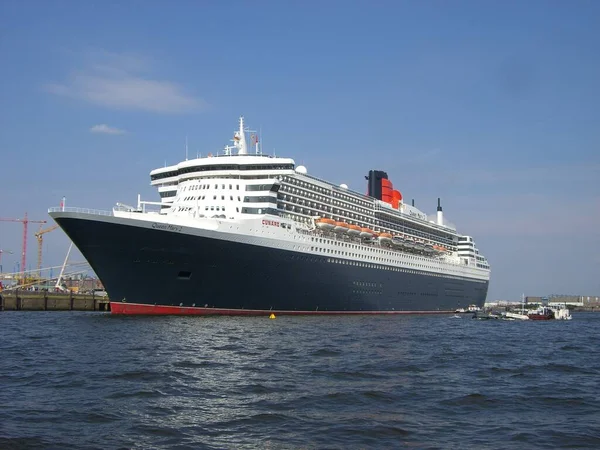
xmin=150 ymin=116 xmax=295 ymax=213
xmin=150 ymin=154 xmax=295 ymax=183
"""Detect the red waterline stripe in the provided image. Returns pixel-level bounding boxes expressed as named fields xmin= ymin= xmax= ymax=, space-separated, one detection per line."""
xmin=110 ymin=302 xmax=453 ymax=316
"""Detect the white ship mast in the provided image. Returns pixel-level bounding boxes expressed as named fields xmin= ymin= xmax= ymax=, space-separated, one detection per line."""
xmin=234 ymin=116 xmax=248 ymax=155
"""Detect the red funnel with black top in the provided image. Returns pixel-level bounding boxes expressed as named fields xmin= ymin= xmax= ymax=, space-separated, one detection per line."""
xmin=366 ymin=170 xmax=402 ymax=209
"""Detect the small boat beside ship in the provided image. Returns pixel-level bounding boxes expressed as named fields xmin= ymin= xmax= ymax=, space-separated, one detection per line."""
xmin=503 ymin=311 xmax=529 ymax=320
xmin=527 ymin=306 xmax=555 ymax=320
xmin=548 ymin=303 xmax=573 ymax=320
xmin=526 ymin=303 xmax=572 ymax=321
xmin=472 ymin=301 xmax=573 ymax=321
xmin=455 ymin=304 xmax=482 ymax=313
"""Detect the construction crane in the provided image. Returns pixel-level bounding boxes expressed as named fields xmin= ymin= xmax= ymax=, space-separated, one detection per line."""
xmin=0 ymin=213 xmax=47 ymax=276
xmin=35 ymin=224 xmax=59 ymax=278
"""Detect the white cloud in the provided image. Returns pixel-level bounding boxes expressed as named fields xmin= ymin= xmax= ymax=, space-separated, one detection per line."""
xmin=89 ymin=124 xmax=126 ymax=135
xmin=45 ymin=51 xmax=206 ymax=114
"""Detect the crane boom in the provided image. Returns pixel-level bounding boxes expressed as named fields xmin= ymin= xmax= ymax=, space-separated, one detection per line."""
xmin=35 ymin=224 xmax=59 ymax=277
xmin=0 ymin=213 xmax=46 ymax=276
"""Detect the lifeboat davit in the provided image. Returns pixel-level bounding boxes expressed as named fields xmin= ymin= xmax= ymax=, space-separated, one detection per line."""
xmin=347 ymin=224 xmax=361 ymax=236
xmin=360 ymin=227 xmax=375 ymax=239
xmin=334 ymin=221 xmax=349 ymax=233
xmin=378 ymin=232 xmax=393 ymax=245
xmin=315 ymin=218 xmax=335 ymax=231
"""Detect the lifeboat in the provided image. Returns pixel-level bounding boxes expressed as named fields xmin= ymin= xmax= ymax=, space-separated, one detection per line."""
xmin=334 ymin=221 xmax=349 ymax=233
xmin=347 ymin=224 xmax=361 ymax=236
xmin=414 ymin=242 xmax=426 ymax=252
xmin=315 ymin=218 xmax=335 ymax=231
xmin=378 ymin=232 xmax=393 ymax=245
xmin=391 ymin=236 xmax=405 ymax=248
xmin=359 ymin=227 xmax=375 ymax=239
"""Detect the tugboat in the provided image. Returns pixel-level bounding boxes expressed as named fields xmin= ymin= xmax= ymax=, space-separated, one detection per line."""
xmin=528 ymin=305 xmax=554 ymax=321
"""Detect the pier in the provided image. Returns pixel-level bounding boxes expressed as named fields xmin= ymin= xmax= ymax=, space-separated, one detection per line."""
xmin=0 ymin=290 xmax=110 ymax=312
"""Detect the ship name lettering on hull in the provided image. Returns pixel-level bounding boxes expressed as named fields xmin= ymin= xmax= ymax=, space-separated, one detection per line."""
xmin=151 ymin=223 xmax=183 ymax=232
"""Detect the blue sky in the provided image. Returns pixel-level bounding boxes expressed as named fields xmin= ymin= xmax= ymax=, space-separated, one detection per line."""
xmin=1 ymin=0 xmax=598 ymax=300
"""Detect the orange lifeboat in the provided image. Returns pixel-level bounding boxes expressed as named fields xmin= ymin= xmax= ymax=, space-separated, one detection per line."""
xmin=315 ymin=218 xmax=335 ymax=231
xmin=378 ymin=232 xmax=393 ymax=245
xmin=334 ymin=221 xmax=349 ymax=233
xmin=347 ymin=224 xmax=361 ymax=236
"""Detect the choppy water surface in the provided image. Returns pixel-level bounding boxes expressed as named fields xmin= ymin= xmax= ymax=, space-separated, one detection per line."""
xmin=1 ymin=312 xmax=599 ymax=449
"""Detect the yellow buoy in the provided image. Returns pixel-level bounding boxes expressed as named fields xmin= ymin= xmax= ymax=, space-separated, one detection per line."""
xmin=269 ymin=313 xmax=276 ymax=319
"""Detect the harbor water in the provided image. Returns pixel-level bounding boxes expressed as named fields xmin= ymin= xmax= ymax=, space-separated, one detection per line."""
xmin=1 ymin=312 xmax=599 ymax=449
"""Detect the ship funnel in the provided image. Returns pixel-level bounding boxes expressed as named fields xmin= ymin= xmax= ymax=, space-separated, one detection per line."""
xmin=366 ymin=170 xmax=388 ymax=200
xmin=437 ymin=197 xmax=443 ymax=226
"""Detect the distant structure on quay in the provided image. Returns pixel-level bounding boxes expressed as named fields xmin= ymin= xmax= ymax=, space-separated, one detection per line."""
xmin=487 ymin=294 xmax=600 ymax=309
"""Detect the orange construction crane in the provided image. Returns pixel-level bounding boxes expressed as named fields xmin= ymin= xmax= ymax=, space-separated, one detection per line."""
xmin=0 ymin=213 xmax=47 ymax=275
xmin=35 ymin=224 xmax=59 ymax=277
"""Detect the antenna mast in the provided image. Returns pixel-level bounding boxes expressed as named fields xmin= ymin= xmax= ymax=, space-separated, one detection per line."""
xmin=234 ymin=116 xmax=248 ymax=155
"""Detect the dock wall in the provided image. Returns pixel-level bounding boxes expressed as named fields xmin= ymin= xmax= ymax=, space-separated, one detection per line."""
xmin=0 ymin=290 xmax=110 ymax=312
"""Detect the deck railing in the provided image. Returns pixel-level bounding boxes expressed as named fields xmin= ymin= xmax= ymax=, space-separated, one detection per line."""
xmin=48 ymin=207 xmax=113 ymax=216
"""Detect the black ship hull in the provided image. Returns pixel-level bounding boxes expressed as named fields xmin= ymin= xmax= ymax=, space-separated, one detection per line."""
xmin=52 ymin=215 xmax=489 ymax=315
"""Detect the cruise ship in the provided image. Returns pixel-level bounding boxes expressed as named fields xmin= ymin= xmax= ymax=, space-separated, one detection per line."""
xmin=49 ymin=117 xmax=490 ymax=315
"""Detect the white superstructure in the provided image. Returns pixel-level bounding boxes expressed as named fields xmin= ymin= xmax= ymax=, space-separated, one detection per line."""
xmin=142 ymin=116 xmax=490 ymax=283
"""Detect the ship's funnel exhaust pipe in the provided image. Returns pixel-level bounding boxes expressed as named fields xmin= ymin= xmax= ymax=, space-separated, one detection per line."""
xmin=437 ymin=197 xmax=443 ymax=226
xmin=366 ymin=170 xmax=388 ymax=200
